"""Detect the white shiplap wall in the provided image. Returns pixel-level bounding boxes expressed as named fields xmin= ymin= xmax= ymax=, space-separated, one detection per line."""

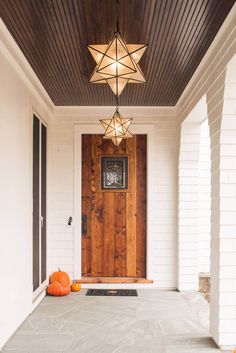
xmin=178 ymin=122 xmax=200 ymax=290
xmin=49 ymin=109 xmax=178 ymax=288
xmin=151 ymin=116 xmax=178 ymax=287
xmin=49 ymin=123 xmax=75 ymax=277
xmin=178 ymin=105 xmax=211 ymax=288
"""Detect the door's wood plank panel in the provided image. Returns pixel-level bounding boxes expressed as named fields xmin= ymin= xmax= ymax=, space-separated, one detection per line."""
xmin=82 ymin=135 xmax=92 ymax=276
xmin=91 ymin=135 xmax=103 ymax=192
xmin=101 ymin=139 xmax=116 ymax=276
xmin=114 ymin=139 xmax=127 ymax=277
xmin=136 ymin=135 xmax=147 ymax=277
xmin=114 ymin=192 xmax=126 ymax=276
xmin=103 ymin=193 xmax=115 ymax=276
xmin=103 ymin=138 xmax=127 ymax=277
xmin=91 ymin=135 xmax=104 ymax=276
xmin=91 ymin=193 xmax=103 ymax=276
xmin=126 ymin=138 xmax=137 ymax=277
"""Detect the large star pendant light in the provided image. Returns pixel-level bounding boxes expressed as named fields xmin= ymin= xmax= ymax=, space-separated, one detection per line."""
xmin=100 ymin=109 xmax=133 ymax=146
xmin=88 ymin=32 xmax=147 ymax=96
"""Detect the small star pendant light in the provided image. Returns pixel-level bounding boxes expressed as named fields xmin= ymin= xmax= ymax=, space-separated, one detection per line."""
xmin=100 ymin=108 xmax=133 ymax=146
xmin=88 ymin=0 xmax=147 ymax=96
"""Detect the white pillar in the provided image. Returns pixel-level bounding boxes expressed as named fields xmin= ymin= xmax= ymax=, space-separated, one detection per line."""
xmin=198 ymin=120 xmax=211 ymax=274
xmin=178 ymin=122 xmax=200 ymax=290
xmin=208 ymin=56 xmax=236 ymax=350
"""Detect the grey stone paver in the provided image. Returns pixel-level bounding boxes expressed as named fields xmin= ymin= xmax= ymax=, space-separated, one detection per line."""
xmin=0 ymin=289 xmax=229 ymax=353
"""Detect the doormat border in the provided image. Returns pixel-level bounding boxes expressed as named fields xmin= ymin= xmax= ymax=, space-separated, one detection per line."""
xmin=86 ymin=289 xmax=138 ymax=296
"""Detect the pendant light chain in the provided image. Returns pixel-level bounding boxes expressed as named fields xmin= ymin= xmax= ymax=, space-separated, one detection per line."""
xmin=116 ymin=0 xmax=120 ymax=33
xmin=115 ymin=95 xmax=119 ymax=111
xmin=115 ymin=0 xmax=120 ymax=98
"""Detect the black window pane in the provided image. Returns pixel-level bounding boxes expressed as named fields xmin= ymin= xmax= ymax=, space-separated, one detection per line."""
xmin=33 ymin=115 xmax=40 ymax=291
xmin=41 ymin=124 xmax=47 ymax=283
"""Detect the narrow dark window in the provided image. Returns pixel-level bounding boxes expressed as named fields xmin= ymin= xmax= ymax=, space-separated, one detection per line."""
xmin=41 ymin=123 xmax=47 ymax=283
xmin=33 ymin=115 xmax=40 ymax=291
xmin=33 ymin=114 xmax=47 ymax=291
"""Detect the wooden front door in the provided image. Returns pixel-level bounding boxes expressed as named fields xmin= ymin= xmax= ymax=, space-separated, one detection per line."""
xmin=82 ymin=134 xmax=146 ymax=278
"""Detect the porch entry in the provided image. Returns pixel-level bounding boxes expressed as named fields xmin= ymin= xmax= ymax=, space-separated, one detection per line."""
xmin=81 ymin=134 xmax=147 ymax=279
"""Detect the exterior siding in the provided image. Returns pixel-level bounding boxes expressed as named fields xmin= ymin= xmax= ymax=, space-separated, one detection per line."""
xmin=178 ymin=122 xmax=200 ymax=290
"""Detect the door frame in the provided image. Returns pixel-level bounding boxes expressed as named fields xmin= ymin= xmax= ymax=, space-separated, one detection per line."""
xmin=30 ymin=108 xmax=49 ymax=301
xmin=74 ymin=123 xmax=155 ymax=280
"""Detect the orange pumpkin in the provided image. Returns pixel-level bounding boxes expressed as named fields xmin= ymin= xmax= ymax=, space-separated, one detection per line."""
xmin=50 ymin=268 xmax=70 ymax=286
xmin=47 ymin=281 xmax=70 ymax=296
xmin=71 ymin=281 xmax=81 ymax=292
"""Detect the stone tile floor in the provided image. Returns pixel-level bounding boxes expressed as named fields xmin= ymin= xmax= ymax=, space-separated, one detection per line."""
xmin=1 ymin=289 xmax=230 ymax=353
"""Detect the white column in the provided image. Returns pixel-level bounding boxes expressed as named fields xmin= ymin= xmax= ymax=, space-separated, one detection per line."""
xmin=208 ymin=56 xmax=236 ymax=350
xmin=178 ymin=122 xmax=200 ymax=290
xmin=198 ymin=120 xmax=211 ymax=274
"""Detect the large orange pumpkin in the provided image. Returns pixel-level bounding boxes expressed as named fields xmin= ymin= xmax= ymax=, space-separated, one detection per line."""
xmin=47 ymin=281 xmax=70 ymax=296
xmin=50 ymin=268 xmax=70 ymax=286
xmin=71 ymin=281 xmax=81 ymax=292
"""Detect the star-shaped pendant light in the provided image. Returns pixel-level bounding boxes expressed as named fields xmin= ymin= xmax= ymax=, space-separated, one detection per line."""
xmin=88 ymin=33 xmax=147 ymax=96
xmin=100 ymin=109 xmax=133 ymax=146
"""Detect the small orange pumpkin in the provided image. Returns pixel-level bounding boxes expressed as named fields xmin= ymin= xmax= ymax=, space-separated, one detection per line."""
xmin=50 ymin=268 xmax=70 ymax=287
xmin=71 ymin=281 xmax=81 ymax=292
xmin=47 ymin=281 xmax=70 ymax=296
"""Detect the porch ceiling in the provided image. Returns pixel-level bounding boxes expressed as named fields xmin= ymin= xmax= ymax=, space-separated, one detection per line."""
xmin=0 ymin=0 xmax=235 ymax=106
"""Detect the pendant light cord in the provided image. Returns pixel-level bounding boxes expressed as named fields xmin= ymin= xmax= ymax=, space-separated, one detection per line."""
xmin=116 ymin=0 xmax=120 ymax=32
xmin=116 ymin=1 xmax=120 ymax=109
xmin=115 ymin=95 xmax=119 ymax=111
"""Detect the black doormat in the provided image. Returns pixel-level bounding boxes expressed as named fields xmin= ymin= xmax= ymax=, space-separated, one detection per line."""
xmin=86 ymin=289 xmax=138 ymax=296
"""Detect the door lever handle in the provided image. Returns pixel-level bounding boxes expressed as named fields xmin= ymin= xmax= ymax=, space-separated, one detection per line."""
xmin=68 ymin=216 xmax=73 ymax=226
xmin=82 ymin=214 xmax=87 ymax=236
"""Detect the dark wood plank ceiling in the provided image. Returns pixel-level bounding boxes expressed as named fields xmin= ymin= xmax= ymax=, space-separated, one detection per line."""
xmin=0 ymin=0 xmax=235 ymax=106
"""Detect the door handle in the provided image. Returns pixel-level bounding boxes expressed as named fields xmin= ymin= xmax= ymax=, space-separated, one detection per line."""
xmin=82 ymin=214 xmax=87 ymax=236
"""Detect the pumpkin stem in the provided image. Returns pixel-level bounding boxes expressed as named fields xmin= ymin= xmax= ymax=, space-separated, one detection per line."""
xmin=58 ymin=267 xmax=61 ymax=272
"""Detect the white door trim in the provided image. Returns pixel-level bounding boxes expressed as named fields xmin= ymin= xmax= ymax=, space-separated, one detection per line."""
xmin=73 ymin=123 xmax=155 ymax=279
xmin=31 ymin=110 xmax=48 ymax=301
